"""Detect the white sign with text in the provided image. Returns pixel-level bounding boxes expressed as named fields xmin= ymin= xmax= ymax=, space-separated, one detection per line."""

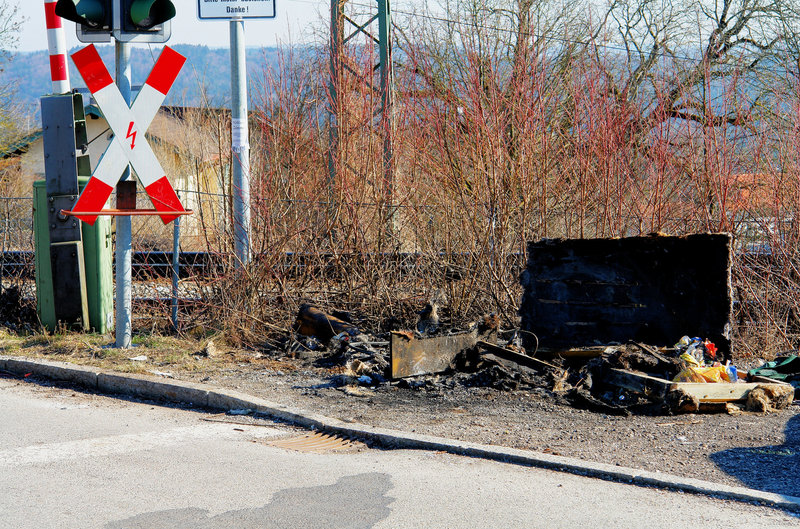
xmin=198 ymin=0 xmax=276 ymax=19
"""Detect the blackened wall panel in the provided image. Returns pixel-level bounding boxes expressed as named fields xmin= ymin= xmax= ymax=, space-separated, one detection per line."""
xmin=519 ymin=234 xmax=732 ymax=354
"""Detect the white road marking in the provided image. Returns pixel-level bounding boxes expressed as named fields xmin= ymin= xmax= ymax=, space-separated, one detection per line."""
xmin=0 ymin=423 xmax=281 ymax=468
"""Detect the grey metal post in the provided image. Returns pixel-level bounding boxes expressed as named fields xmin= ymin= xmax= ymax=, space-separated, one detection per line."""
xmin=115 ymin=40 xmax=133 ymax=348
xmin=171 ymin=197 xmax=180 ymax=332
xmin=377 ymin=0 xmax=395 ymax=242
xmin=328 ymin=0 xmax=343 ymax=233
xmin=230 ymin=17 xmax=251 ymax=267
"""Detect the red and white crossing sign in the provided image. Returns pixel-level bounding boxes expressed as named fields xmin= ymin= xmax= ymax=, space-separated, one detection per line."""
xmin=70 ymin=44 xmax=186 ymax=225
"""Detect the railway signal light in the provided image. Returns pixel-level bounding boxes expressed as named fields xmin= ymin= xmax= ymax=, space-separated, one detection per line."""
xmin=55 ymin=0 xmax=175 ymax=43
xmin=116 ymin=0 xmax=175 ymax=42
xmin=54 ymin=0 xmax=112 ymax=43
xmin=122 ymin=0 xmax=175 ymax=30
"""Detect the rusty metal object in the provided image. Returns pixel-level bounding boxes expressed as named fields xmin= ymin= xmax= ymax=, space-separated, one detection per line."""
xmin=267 ymin=432 xmax=363 ymax=453
xmin=391 ymin=330 xmax=482 ymax=379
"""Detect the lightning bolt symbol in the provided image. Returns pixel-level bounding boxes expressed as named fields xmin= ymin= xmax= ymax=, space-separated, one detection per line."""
xmin=126 ymin=121 xmax=137 ymax=150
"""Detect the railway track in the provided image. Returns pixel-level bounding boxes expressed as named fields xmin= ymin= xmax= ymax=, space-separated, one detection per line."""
xmin=0 ymin=251 xmax=217 ymax=280
xmin=0 ymin=251 xmax=525 ymax=281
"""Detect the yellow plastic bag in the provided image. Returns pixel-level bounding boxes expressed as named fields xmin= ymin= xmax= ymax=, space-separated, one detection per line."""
xmin=674 ymin=368 xmax=707 ymax=383
xmin=673 ymin=366 xmax=732 ymax=383
xmin=680 ymin=353 xmax=701 ymax=367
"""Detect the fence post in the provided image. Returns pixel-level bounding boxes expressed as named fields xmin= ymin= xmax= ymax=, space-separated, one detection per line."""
xmin=171 ymin=194 xmax=181 ymax=332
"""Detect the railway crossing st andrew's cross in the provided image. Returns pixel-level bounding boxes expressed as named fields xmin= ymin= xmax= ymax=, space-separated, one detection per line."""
xmin=70 ymin=43 xmax=187 ymax=225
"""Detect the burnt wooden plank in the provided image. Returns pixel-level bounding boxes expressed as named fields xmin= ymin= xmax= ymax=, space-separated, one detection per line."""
xmin=605 ymin=367 xmax=789 ymax=404
xmin=480 ymin=353 xmax=541 ymax=378
xmin=477 ymin=340 xmax=562 ymax=372
xmin=605 ymin=368 xmax=673 ymax=402
xmin=545 ymin=347 xmax=607 ymax=359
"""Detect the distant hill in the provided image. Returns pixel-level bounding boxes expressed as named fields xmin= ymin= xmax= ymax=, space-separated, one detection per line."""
xmin=1 ymin=44 xmax=294 ymax=114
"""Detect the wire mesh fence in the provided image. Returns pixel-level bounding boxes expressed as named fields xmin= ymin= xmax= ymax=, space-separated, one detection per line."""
xmin=0 ymin=196 xmax=33 ymax=253
xmin=1 ymin=184 xmax=799 ymax=358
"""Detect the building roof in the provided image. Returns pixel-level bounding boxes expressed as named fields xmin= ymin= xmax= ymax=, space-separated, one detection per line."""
xmin=3 ymin=104 xmax=226 ymax=164
xmin=1 ymin=130 xmax=44 ymax=159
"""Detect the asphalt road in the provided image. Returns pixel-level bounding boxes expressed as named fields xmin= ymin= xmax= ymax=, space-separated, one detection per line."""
xmin=1 ymin=375 xmax=798 ymax=529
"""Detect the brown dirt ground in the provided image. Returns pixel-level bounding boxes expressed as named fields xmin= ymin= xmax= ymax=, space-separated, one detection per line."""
xmin=1 ymin=330 xmax=798 ymax=499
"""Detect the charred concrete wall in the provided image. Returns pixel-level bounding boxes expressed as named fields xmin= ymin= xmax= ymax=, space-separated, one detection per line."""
xmin=519 ymin=234 xmax=732 ymax=354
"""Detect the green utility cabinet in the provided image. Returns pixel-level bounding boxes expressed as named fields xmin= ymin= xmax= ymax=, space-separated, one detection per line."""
xmin=33 ymin=178 xmax=114 ymax=333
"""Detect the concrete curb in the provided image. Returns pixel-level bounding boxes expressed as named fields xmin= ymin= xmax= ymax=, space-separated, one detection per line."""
xmin=3 ymin=354 xmax=799 ymax=512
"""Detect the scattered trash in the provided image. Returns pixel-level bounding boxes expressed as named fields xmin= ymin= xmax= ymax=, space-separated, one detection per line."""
xmin=280 ymin=294 xmax=791 ymax=417
xmin=674 ymin=365 xmax=734 ymax=383
xmin=668 ymin=336 xmax=745 ymax=387
xmin=416 ymin=289 xmax=447 ymax=336
xmin=293 ymin=304 xmax=360 ymax=342
xmin=749 ymin=355 xmax=800 ymax=398
xmin=197 ymin=340 xmax=218 ymax=358
xmin=675 ymin=336 xmax=718 ymax=365
xmin=746 ymin=384 xmax=795 ymax=413
xmin=338 ymin=385 xmax=370 ymax=397
xmin=288 ymin=335 xmax=326 ymax=359
xmin=129 ymin=355 xmax=148 ymax=362
xmin=148 ymin=370 xmax=174 ymax=378
xmin=604 ymin=366 xmax=791 ymax=413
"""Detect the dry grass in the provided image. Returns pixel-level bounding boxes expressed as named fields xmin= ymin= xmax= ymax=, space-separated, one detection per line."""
xmin=0 ymin=328 xmax=297 ymax=377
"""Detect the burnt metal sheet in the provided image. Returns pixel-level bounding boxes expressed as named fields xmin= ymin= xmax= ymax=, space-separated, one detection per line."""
xmin=391 ymin=330 xmax=479 ymax=379
xmin=519 ymin=234 xmax=732 ymax=356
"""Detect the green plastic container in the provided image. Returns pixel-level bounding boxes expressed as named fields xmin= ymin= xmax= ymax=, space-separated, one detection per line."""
xmin=33 ymin=178 xmax=114 ymax=333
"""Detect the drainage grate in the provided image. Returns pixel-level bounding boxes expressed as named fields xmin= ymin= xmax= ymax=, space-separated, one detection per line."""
xmin=267 ymin=431 xmax=365 ymax=453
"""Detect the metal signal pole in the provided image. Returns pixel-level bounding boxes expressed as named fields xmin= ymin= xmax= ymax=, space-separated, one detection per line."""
xmin=115 ymin=39 xmax=133 ymax=348
xmin=329 ymin=0 xmax=395 ymax=244
xmin=230 ymin=16 xmax=251 ymax=267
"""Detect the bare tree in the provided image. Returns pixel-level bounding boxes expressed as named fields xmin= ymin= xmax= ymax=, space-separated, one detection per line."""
xmin=0 ymin=1 xmax=24 ymax=151
xmin=0 ymin=1 xmax=21 ymax=54
xmin=594 ymin=0 xmax=800 ymax=129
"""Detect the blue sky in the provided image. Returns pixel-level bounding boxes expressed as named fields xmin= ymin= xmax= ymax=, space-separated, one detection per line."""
xmin=15 ymin=0 xmax=328 ymax=51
